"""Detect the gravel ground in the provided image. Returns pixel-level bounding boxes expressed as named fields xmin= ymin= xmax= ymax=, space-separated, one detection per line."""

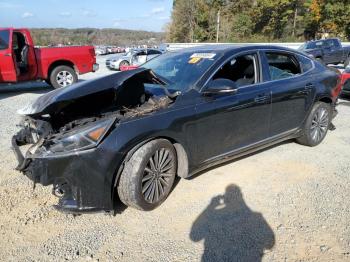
xmin=0 ymin=57 xmax=350 ymax=261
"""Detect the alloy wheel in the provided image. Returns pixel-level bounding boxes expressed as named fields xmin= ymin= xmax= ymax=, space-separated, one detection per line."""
xmin=310 ymin=107 xmax=329 ymax=143
xmin=56 ymin=71 xmax=74 ymax=87
xmin=141 ymin=148 xmax=175 ymax=204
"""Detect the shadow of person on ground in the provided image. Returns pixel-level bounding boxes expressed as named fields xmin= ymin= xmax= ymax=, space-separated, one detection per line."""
xmin=190 ymin=184 xmax=275 ymax=262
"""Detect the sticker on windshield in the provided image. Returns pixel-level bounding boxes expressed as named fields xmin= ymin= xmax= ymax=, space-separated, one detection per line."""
xmin=188 ymin=57 xmax=202 ymax=64
xmin=190 ymin=53 xmax=216 ymax=59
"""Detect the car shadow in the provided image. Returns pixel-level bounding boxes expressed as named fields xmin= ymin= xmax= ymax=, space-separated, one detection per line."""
xmin=0 ymin=81 xmax=54 ymax=100
xmin=189 ymin=140 xmax=291 ymax=180
xmin=190 ymin=184 xmax=275 ymax=261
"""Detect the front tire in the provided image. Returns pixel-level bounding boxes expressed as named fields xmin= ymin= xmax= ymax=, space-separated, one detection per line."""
xmin=118 ymin=60 xmax=129 ymax=70
xmin=117 ymin=139 xmax=177 ymax=211
xmin=50 ymin=65 xmax=78 ymax=89
xmin=296 ymin=102 xmax=331 ymax=147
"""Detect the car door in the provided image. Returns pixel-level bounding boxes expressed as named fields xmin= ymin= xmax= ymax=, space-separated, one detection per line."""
xmin=0 ymin=29 xmax=17 ymax=82
xmin=261 ymin=51 xmax=315 ymax=137
xmin=331 ymin=39 xmax=344 ymax=63
xmin=133 ymin=50 xmax=147 ymax=65
xmin=323 ymin=39 xmax=341 ymax=64
xmin=194 ymin=52 xmax=271 ymax=164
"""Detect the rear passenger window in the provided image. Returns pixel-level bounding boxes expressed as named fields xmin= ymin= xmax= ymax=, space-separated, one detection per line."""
xmin=266 ymin=52 xmax=301 ymax=80
xmin=298 ymin=55 xmax=313 ymax=73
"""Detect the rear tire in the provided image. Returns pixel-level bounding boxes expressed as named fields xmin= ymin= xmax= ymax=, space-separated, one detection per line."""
xmin=296 ymin=102 xmax=331 ymax=147
xmin=344 ymin=56 xmax=350 ymax=68
xmin=50 ymin=65 xmax=77 ymax=89
xmin=117 ymin=139 xmax=177 ymax=211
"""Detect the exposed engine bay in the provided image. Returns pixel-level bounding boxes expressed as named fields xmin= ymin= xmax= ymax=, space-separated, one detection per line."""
xmin=13 ymin=68 xmax=176 ymax=170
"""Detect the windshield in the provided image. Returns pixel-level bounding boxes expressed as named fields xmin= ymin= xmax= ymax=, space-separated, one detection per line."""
xmin=299 ymin=41 xmax=323 ymax=50
xmin=142 ymin=51 xmax=220 ymax=91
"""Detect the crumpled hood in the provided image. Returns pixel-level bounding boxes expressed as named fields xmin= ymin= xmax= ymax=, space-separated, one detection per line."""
xmin=18 ymin=68 xmax=151 ymax=117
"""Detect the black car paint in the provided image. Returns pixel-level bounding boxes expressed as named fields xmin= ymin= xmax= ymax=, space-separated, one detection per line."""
xmin=12 ymin=45 xmax=339 ymax=213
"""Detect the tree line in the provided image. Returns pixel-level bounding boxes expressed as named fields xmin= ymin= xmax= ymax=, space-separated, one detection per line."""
xmin=166 ymin=0 xmax=350 ymax=43
xmin=30 ymin=28 xmax=165 ymax=46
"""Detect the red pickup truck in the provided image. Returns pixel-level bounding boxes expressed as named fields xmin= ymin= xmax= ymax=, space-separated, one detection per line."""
xmin=0 ymin=28 xmax=99 ymax=88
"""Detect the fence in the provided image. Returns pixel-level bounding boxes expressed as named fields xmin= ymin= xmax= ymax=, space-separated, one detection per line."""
xmin=164 ymin=42 xmax=350 ymax=51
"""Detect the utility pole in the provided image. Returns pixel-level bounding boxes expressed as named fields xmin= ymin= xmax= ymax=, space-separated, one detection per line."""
xmin=216 ymin=10 xmax=220 ymax=43
xmin=292 ymin=6 xmax=298 ymax=37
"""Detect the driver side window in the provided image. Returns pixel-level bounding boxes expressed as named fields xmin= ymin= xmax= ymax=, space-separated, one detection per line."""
xmin=212 ymin=54 xmax=258 ymax=88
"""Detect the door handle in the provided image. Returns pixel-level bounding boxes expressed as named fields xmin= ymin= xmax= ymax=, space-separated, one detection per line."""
xmin=298 ymin=84 xmax=314 ymax=95
xmin=305 ymin=83 xmax=314 ymax=92
xmin=4 ymin=53 xmax=11 ymax=57
xmin=254 ymin=94 xmax=269 ymax=103
xmin=305 ymin=83 xmax=314 ymax=89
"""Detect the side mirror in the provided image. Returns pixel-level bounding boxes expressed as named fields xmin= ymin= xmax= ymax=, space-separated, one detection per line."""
xmin=203 ymin=78 xmax=238 ymax=95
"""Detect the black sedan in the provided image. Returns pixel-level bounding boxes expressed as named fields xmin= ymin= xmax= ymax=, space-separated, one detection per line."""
xmin=12 ymin=45 xmax=341 ymax=213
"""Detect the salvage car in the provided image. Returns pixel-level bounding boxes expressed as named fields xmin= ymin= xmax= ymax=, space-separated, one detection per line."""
xmin=12 ymin=45 xmax=341 ymax=213
xmin=106 ymin=48 xmax=163 ymax=70
xmin=0 ymin=28 xmax=99 ymax=88
xmin=299 ymin=38 xmax=350 ymax=66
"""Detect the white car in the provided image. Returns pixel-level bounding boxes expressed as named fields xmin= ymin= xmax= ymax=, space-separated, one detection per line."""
xmin=106 ymin=49 xmax=163 ymax=70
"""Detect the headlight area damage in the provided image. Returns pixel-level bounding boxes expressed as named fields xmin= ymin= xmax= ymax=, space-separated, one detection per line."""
xmin=11 ymin=68 xmax=175 ymax=213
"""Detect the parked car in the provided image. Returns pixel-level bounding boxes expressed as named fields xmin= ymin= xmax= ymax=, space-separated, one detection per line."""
xmin=12 ymin=45 xmax=341 ymax=213
xmin=111 ymin=47 xmax=125 ymax=53
xmin=340 ymin=67 xmax=350 ymax=96
xmin=0 ymin=28 xmax=99 ymax=89
xmin=299 ymin=38 xmax=350 ymax=66
xmin=106 ymin=48 xmax=163 ymax=70
xmin=95 ymin=46 xmax=107 ymax=56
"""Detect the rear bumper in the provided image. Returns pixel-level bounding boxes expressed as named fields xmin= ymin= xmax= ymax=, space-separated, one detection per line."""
xmin=11 ymin=127 xmax=123 ymax=214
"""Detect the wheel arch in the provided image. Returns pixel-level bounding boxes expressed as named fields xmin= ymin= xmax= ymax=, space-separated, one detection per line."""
xmin=111 ymin=136 xmax=190 ymax=199
xmin=47 ymin=60 xmax=76 ymax=79
xmin=318 ymin=96 xmax=332 ymax=104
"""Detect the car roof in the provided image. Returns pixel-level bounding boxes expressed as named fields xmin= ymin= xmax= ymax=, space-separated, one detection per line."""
xmin=308 ymin=38 xmax=339 ymax=43
xmin=169 ymin=44 xmax=301 ymax=55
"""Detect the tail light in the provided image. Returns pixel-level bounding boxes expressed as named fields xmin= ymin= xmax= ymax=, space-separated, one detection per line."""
xmin=331 ymin=70 xmax=343 ymax=98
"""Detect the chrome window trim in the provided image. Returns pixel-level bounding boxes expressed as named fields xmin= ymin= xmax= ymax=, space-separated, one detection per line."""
xmin=261 ymin=49 xmax=315 ymax=84
xmin=200 ymin=48 xmax=316 ymax=93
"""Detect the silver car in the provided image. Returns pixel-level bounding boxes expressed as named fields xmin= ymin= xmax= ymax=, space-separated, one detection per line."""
xmin=106 ymin=49 xmax=163 ymax=70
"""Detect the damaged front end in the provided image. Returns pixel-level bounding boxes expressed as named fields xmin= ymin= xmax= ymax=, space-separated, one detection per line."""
xmin=12 ymin=68 xmax=176 ymax=213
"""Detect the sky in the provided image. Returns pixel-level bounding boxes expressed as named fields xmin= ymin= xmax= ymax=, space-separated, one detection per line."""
xmin=0 ymin=0 xmax=173 ymax=32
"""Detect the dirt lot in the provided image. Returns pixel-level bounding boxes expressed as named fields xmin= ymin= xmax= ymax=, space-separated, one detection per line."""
xmin=0 ymin=57 xmax=350 ymax=261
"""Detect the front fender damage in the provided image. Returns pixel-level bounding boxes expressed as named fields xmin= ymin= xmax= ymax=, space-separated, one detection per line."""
xmin=12 ymin=68 xmax=176 ymax=213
